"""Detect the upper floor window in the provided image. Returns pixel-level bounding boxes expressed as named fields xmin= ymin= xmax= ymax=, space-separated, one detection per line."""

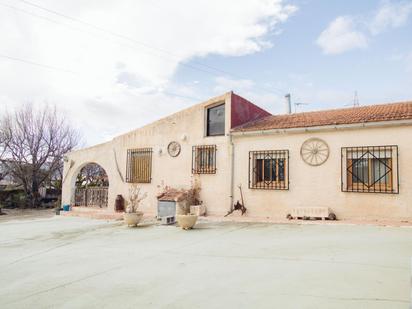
xmin=126 ymin=148 xmax=152 ymax=183
xmin=341 ymin=145 xmax=398 ymax=193
xmin=206 ymin=103 xmax=225 ymax=136
xmin=249 ymin=150 xmax=289 ymax=190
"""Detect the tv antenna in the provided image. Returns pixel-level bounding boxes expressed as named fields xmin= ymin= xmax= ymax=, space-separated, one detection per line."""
xmin=294 ymin=102 xmax=309 ymax=113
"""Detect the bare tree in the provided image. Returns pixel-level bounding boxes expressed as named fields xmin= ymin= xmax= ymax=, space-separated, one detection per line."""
xmin=0 ymin=129 xmax=7 ymax=183
xmin=76 ymin=163 xmax=108 ymax=188
xmin=0 ymin=104 xmax=80 ymax=208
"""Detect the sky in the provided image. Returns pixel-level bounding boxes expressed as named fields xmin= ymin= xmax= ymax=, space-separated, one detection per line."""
xmin=0 ymin=0 xmax=411 ymax=146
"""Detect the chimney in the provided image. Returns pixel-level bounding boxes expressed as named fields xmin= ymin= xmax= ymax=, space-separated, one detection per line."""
xmin=284 ymin=93 xmax=291 ymax=114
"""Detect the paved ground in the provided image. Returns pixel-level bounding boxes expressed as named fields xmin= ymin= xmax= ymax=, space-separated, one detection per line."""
xmin=0 ymin=208 xmax=55 ymax=222
xmin=1 ymin=216 xmax=411 ymax=309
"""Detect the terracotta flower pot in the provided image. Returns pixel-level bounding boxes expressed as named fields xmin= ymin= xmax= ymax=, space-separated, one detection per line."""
xmin=123 ymin=211 xmax=144 ymax=227
xmin=176 ymin=214 xmax=198 ymax=230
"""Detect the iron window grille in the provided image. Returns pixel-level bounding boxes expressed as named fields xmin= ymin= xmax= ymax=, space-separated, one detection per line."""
xmin=249 ymin=150 xmax=289 ymax=190
xmin=192 ymin=145 xmax=217 ymax=174
xmin=341 ymin=145 xmax=399 ymax=194
xmin=126 ymin=148 xmax=152 ymax=183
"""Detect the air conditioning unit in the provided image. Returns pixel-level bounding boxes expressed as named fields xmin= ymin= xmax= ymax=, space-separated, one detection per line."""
xmin=161 ymin=216 xmax=175 ymax=225
xmin=158 ymin=201 xmax=176 ymax=217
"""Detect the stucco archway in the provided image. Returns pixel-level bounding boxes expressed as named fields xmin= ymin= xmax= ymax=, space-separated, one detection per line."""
xmin=71 ymin=162 xmax=109 ymax=208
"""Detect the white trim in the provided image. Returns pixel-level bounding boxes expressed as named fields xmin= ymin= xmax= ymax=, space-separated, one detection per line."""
xmin=230 ymin=119 xmax=412 ymax=137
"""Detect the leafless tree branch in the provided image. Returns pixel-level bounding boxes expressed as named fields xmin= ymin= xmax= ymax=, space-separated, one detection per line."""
xmin=0 ymin=104 xmax=81 ymax=207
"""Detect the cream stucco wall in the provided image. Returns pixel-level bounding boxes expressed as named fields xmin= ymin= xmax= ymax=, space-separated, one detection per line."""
xmin=231 ymin=125 xmax=412 ymax=220
xmin=62 ymin=92 xmax=412 ymax=221
xmin=62 ymin=93 xmax=233 ymax=216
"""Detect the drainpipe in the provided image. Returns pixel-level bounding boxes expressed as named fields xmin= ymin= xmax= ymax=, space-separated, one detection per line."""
xmin=229 ymin=133 xmax=235 ymax=212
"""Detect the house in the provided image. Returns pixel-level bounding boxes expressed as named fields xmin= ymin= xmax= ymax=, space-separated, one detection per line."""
xmin=61 ymin=92 xmax=412 ymax=220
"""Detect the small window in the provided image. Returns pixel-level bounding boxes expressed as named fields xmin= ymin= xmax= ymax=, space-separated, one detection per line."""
xmin=126 ymin=148 xmax=152 ymax=183
xmin=206 ymin=103 xmax=225 ymax=136
xmin=341 ymin=145 xmax=398 ymax=193
xmin=192 ymin=145 xmax=217 ymax=174
xmin=249 ymin=150 xmax=289 ymax=190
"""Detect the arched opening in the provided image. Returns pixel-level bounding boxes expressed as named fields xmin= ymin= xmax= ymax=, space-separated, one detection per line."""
xmin=74 ymin=163 xmax=109 ymax=208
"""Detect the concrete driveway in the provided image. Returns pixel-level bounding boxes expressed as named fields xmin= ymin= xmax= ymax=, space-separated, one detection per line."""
xmin=0 ymin=216 xmax=411 ymax=308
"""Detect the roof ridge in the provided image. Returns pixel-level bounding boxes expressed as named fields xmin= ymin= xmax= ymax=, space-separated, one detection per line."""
xmin=276 ymin=100 xmax=412 ymax=118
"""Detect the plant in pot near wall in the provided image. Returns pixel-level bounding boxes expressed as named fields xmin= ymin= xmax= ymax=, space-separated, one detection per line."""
xmin=176 ymin=179 xmax=201 ymax=230
xmin=124 ymin=184 xmax=147 ymax=227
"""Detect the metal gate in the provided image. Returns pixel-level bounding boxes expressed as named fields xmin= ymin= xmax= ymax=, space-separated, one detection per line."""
xmin=74 ymin=187 xmax=108 ymax=208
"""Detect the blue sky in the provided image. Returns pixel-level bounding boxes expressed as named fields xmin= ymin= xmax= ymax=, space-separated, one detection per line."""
xmin=175 ymin=0 xmax=412 ymax=113
xmin=0 ymin=0 xmax=411 ymax=145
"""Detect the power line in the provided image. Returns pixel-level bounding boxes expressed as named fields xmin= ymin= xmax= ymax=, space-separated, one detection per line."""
xmin=14 ymin=0 xmax=287 ymax=96
xmin=0 ymin=54 xmax=77 ymax=74
xmin=0 ymin=53 xmax=204 ymax=103
xmin=2 ymin=1 xmax=230 ymax=79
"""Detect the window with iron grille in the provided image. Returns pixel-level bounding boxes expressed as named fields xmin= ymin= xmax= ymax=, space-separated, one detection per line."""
xmin=341 ymin=145 xmax=398 ymax=193
xmin=126 ymin=148 xmax=152 ymax=183
xmin=249 ymin=150 xmax=289 ymax=190
xmin=192 ymin=145 xmax=216 ymax=174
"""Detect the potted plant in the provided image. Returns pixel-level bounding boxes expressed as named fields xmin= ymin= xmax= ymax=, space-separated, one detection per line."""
xmin=123 ymin=184 xmax=147 ymax=227
xmin=176 ymin=180 xmax=201 ymax=230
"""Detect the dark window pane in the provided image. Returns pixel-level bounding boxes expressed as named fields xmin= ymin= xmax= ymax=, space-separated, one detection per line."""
xmin=207 ymin=104 xmax=225 ymax=136
xmin=278 ymin=159 xmax=285 ymax=181
xmin=256 ymin=159 xmax=263 ymax=182
xmin=352 ymin=158 xmax=369 ymax=184
xmin=372 ymin=158 xmax=389 ymax=184
xmin=271 ymin=159 xmax=276 ymax=181
xmin=264 ymin=159 xmax=271 ymax=181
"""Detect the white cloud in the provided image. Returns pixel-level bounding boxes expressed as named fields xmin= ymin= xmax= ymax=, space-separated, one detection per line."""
xmin=214 ymin=76 xmax=255 ymax=93
xmin=213 ymin=76 xmax=282 ymax=114
xmin=0 ymin=0 xmax=296 ymax=145
xmin=316 ymin=16 xmax=368 ymax=55
xmin=317 ymin=1 xmax=412 ymax=55
xmin=369 ymin=0 xmax=412 ymax=35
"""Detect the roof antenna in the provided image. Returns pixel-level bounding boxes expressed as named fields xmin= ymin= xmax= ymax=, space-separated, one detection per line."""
xmin=294 ymin=102 xmax=309 ymax=113
xmin=353 ymin=91 xmax=359 ymax=107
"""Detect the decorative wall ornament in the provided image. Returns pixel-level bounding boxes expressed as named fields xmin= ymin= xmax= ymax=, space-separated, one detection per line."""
xmin=300 ymin=138 xmax=329 ymax=166
xmin=167 ymin=141 xmax=181 ymax=157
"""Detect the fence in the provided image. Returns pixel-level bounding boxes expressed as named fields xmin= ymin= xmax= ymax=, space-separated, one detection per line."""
xmin=74 ymin=187 xmax=108 ymax=207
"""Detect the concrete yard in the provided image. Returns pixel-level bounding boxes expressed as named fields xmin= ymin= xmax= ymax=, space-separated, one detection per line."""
xmin=1 ymin=216 xmax=411 ymax=308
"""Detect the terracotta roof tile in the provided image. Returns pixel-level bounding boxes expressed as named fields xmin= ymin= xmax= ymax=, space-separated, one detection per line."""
xmin=232 ymin=101 xmax=412 ymax=132
xmin=157 ymin=189 xmax=186 ymax=202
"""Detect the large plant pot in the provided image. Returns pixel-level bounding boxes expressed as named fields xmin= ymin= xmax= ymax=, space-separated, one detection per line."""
xmin=190 ymin=204 xmax=206 ymax=216
xmin=176 ymin=214 xmax=198 ymax=230
xmin=123 ymin=211 xmax=144 ymax=227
